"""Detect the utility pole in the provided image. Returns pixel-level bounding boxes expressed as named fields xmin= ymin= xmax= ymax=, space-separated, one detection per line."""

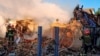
xmin=37 ymin=26 xmax=42 ymax=56
xmin=54 ymin=27 xmax=59 ymax=56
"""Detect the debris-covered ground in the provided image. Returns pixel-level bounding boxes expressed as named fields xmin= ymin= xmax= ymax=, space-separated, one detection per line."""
xmin=0 ymin=37 xmax=100 ymax=56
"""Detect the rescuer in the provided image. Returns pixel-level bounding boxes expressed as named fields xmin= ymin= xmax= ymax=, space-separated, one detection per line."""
xmin=6 ymin=24 xmax=16 ymax=46
xmin=96 ymin=30 xmax=100 ymax=50
xmin=81 ymin=28 xmax=92 ymax=54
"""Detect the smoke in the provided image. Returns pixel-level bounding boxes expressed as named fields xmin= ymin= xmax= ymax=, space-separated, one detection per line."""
xmin=0 ymin=16 xmax=7 ymax=38
xmin=0 ymin=0 xmax=79 ymax=21
xmin=0 ymin=0 xmax=79 ymax=37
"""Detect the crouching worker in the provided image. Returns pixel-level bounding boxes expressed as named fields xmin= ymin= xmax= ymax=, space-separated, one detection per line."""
xmin=81 ymin=28 xmax=92 ymax=54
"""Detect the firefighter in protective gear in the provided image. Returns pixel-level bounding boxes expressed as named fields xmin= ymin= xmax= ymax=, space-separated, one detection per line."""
xmin=6 ymin=25 xmax=16 ymax=46
xmin=81 ymin=28 xmax=92 ymax=54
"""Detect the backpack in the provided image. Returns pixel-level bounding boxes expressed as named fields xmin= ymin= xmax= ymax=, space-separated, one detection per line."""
xmin=82 ymin=35 xmax=92 ymax=45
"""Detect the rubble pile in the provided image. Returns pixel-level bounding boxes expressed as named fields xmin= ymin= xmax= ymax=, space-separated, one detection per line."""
xmin=0 ymin=18 xmax=84 ymax=56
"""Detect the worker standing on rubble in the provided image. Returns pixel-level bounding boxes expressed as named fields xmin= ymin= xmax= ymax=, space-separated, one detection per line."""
xmin=6 ymin=24 xmax=16 ymax=46
xmin=81 ymin=28 xmax=92 ymax=54
xmin=96 ymin=30 xmax=100 ymax=50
